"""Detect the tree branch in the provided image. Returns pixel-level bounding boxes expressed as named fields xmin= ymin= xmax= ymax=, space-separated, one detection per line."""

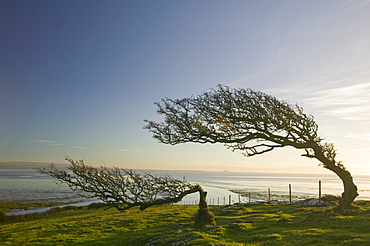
xmin=37 ymin=157 xmax=199 ymax=211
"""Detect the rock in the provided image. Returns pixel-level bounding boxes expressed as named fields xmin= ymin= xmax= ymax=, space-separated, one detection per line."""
xmin=270 ymin=200 xmax=289 ymax=204
xmin=293 ymin=199 xmax=330 ymax=206
xmin=208 ymin=225 xmax=222 ymax=230
xmin=171 ymin=241 xmax=185 ymax=246
xmin=174 ymin=212 xmax=181 ymax=215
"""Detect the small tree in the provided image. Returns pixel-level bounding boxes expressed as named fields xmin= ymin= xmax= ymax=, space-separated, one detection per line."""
xmin=144 ymin=85 xmax=358 ymax=212
xmin=37 ymin=157 xmax=215 ymax=226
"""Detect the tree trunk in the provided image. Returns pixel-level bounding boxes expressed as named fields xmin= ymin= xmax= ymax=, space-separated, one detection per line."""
xmin=193 ymin=185 xmax=215 ymax=227
xmin=198 ymin=187 xmax=208 ymax=210
xmin=335 ymin=169 xmax=358 ymax=213
xmin=323 ymin=166 xmax=358 ymax=213
xmin=312 ymin=148 xmax=358 ymax=213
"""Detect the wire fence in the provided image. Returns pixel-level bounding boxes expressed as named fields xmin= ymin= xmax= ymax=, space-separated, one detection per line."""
xmin=179 ymin=180 xmax=326 ymax=205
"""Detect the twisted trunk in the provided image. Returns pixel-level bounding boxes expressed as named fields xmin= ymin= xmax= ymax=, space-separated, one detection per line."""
xmin=198 ymin=186 xmax=208 ymax=210
xmin=193 ymin=185 xmax=215 ymax=227
xmin=337 ymin=170 xmax=358 ymax=212
xmin=310 ymin=145 xmax=358 ymax=213
xmin=323 ymin=164 xmax=358 ymax=212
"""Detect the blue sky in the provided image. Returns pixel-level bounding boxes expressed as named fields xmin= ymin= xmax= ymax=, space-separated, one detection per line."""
xmin=1 ymin=0 xmax=370 ymax=174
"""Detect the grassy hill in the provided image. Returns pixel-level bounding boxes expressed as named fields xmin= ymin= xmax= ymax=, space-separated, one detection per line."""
xmin=1 ymin=201 xmax=370 ymax=245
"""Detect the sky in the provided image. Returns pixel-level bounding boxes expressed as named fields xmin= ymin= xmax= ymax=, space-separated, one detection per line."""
xmin=1 ymin=0 xmax=370 ymax=175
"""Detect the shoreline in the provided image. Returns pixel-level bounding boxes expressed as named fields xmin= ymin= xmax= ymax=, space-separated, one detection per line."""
xmin=4 ymin=198 xmax=102 ymax=216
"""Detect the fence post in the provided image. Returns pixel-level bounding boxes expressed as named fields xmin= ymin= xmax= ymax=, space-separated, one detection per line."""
xmin=249 ymin=193 xmax=251 ymax=203
xmin=238 ymin=194 xmax=241 ymax=203
xmin=268 ymin=188 xmax=271 ymax=203
xmin=224 ymin=197 xmax=226 ymax=205
xmin=229 ymin=195 xmax=232 ymax=205
xmin=319 ymin=180 xmax=322 ymax=203
xmin=289 ymin=184 xmax=292 ymax=204
xmin=218 ymin=197 xmax=220 ymax=206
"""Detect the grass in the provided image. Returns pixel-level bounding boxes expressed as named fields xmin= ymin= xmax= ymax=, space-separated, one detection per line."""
xmin=1 ymin=201 xmax=370 ymax=245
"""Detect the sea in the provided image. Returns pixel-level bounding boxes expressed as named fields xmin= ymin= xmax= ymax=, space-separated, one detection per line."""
xmin=1 ymin=168 xmax=370 ymax=214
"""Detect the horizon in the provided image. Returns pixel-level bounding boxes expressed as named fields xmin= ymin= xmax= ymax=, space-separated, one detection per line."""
xmin=2 ymin=161 xmax=370 ymax=178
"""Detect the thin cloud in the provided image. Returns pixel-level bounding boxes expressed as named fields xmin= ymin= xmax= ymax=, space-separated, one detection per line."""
xmin=33 ymin=140 xmax=64 ymax=146
xmin=70 ymin=146 xmax=103 ymax=150
xmin=266 ymin=68 xmax=370 ymax=122
xmin=304 ymin=82 xmax=370 ymax=121
xmin=33 ymin=140 xmax=55 ymax=143
xmin=119 ymin=147 xmax=143 ymax=153
xmin=345 ymin=133 xmax=370 ymax=141
xmin=225 ymin=74 xmax=261 ymax=87
xmin=306 ymin=82 xmax=370 ymax=107
xmin=71 ymin=146 xmax=89 ymax=150
xmin=265 ymin=67 xmax=361 ymax=96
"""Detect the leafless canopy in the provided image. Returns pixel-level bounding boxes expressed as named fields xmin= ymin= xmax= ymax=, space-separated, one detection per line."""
xmin=37 ymin=157 xmax=198 ymax=211
xmin=144 ymin=84 xmax=321 ymax=157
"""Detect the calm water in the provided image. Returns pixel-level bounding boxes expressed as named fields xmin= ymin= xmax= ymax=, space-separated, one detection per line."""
xmin=1 ymin=168 xmax=370 ymax=206
xmin=0 ymin=168 xmax=86 ymax=202
xmin=155 ymin=170 xmax=370 ymax=204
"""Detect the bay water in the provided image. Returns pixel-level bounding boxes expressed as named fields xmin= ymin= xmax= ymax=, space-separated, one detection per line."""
xmin=1 ymin=168 xmax=370 ymax=214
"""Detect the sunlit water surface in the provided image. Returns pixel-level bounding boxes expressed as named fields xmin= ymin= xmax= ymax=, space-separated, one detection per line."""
xmin=1 ymin=168 xmax=369 ymax=211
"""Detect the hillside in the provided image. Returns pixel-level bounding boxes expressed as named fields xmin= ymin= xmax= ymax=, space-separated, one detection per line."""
xmin=1 ymin=202 xmax=370 ymax=245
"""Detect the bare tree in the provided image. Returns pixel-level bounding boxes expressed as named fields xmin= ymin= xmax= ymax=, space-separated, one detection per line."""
xmin=144 ymin=84 xmax=358 ymax=212
xmin=37 ymin=157 xmax=215 ymax=226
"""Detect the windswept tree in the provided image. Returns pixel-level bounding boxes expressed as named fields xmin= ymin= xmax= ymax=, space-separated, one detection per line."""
xmin=37 ymin=157 xmax=215 ymax=227
xmin=144 ymin=84 xmax=358 ymax=212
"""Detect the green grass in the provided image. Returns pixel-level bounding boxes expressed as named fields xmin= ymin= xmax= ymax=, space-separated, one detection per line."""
xmin=2 ymin=201 xmax=370 ymax=245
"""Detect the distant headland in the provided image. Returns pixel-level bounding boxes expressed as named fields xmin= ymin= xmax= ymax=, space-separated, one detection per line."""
xmin=0 ymin=162 xmax=67 ymax=169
